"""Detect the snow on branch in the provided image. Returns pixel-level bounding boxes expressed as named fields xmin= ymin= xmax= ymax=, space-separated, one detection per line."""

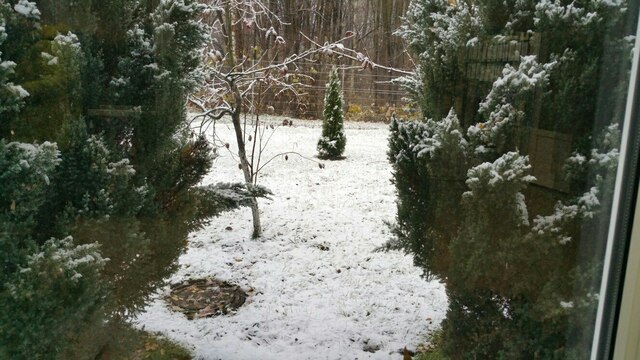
xmin=299 ymin=32 xmax=414 ymax=76
xmin=13 ymin=0 xmax=41 ymax=20
xmin=533 ymin=124 xmax=620 ymax=245
xmin=468 ymin=55 xmax=556 ymax=152
xmin=414 ymin=109 xmax=468 ymax=160
xmin=465 ymin=151 xmax=536 ymax=192
xmin=463 ymin=152 xmax=536 ymax=227
xmin=192 ymin=182 xmax=272 ymax=221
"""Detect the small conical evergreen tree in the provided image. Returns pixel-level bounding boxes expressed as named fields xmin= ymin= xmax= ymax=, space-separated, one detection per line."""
xmin=317 ymin=68 xmax=346 ymax=159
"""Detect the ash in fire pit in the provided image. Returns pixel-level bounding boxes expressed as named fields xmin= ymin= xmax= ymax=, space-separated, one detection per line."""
xmin=167 ymin=278 xmax=248 ymax=320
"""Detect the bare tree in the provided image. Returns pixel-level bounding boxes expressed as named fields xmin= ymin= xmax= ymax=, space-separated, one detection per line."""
xmin=191 ymin=0 xmax=411 ymax=238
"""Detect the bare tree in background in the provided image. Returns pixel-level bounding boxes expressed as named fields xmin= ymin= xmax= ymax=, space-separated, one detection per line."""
xmin=191 ymin=0 xmax=411 ymax=238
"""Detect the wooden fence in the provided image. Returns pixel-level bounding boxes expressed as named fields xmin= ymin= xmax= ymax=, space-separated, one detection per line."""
xmin=254 ymin=61 xmax=412 ymax=121
xmin=457 ymin=32 xmax=572 ymax=192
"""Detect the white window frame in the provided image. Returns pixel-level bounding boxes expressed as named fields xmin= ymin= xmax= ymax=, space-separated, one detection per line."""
xmin=593 ymin=6 xmax=640 ymax=359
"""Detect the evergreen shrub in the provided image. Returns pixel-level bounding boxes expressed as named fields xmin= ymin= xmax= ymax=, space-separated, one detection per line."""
xmin=317 ymin=68 xmax=346 ymax=159
xmin=391 ymin=0 xmax=631 ymax=357
xmin=0 ymin=1 xmax=266 ymax=357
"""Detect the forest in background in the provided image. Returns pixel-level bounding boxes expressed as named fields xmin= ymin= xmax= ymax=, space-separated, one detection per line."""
xmin=199 ymin=0 xmax=413 ymax=120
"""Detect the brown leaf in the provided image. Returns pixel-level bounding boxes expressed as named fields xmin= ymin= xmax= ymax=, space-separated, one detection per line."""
xmin=403 ymin=346 xmax=414 ymax=360
xmin=10 ymin=201 xmax=16 ymax=212
xmin=198 ymin=305 xmax=217 ymax=318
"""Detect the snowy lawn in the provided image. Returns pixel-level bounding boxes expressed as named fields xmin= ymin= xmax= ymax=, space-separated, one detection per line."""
xmin=135 ymin=117 xmax=447 ymax=360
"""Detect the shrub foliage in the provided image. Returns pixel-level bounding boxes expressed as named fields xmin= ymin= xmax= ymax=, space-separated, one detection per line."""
xmin=390 ymin=0 xmax=632 ymax=357
xmin=0 ymin=1 xmax=264 ymax=358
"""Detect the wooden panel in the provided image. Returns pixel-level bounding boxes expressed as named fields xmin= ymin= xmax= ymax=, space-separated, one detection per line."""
xmin=87 ymin=105 xmax=154 ymax=118
xmin=526 ymin=128 xmax=572 ymax=192
xmin=87 ymin=108 xmax=139 ymax=117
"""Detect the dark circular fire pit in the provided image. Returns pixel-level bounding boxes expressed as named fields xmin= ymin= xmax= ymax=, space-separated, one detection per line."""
xmin=167 ymin=278 xmax=248 ymax=320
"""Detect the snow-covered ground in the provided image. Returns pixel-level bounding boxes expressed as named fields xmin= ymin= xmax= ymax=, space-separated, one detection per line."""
xmin=135 ymin=117 xmax=448 ymax=360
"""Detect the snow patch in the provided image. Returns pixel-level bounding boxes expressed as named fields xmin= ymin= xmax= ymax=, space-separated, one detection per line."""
xmin=14 ymin=0 xmax=41 ymax=20
xmin=135 ymin=117 xmax=448 ymax=359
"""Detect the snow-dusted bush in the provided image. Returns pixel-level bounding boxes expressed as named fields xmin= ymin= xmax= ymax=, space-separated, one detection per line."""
xmin=317 ymin=68 xmax=346 ymax=159
xmin=395 ymin=0 xmax=481 ymax=120
xmin=391 ymin=0 xmax=631 ymax=357
xmin=0 ymin=140 xmax=107 ymax=359
xmin=387 ymin=110 xmax=469 ymax=277
xmin=0 ymin=7 xmax=29 ymax=115
xmin=0 ymin=1 xmax=265 ymax=357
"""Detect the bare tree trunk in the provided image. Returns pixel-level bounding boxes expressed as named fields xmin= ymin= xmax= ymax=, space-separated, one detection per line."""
xmin=222 ymin=4 xmax=262 ymax=238
xmin=230 ymin=103 xmax=262 ymax=238
xmin=248 ymin=198 xmax=261 ymax=238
